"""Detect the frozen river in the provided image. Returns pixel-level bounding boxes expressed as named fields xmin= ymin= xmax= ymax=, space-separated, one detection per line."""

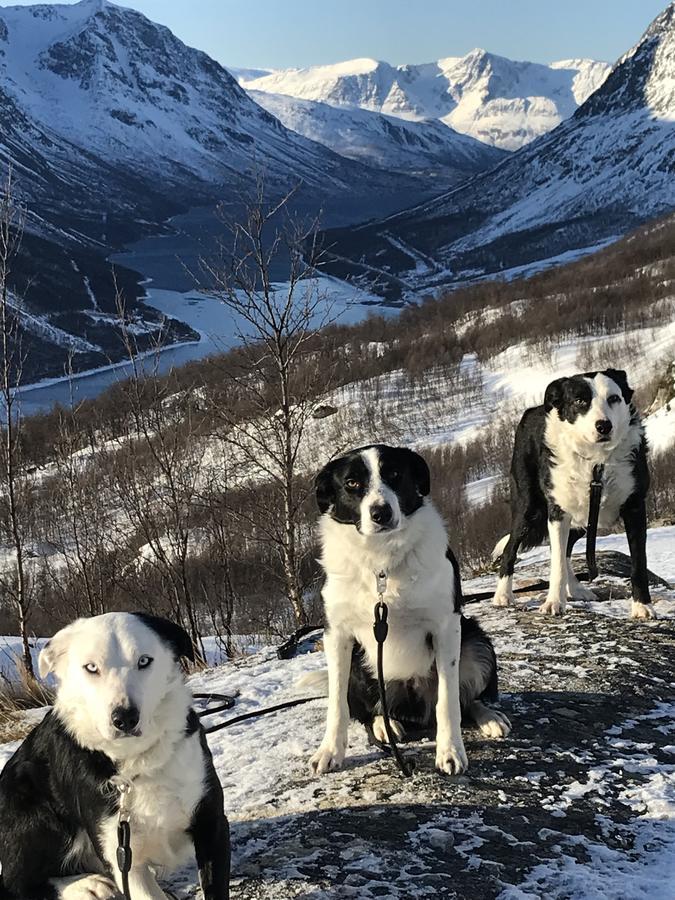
xmin=14 ymin=279 xmax=394 ymax=418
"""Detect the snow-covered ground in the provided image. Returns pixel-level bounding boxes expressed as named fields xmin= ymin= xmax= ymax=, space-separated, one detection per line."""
xmin=1 ymin=529 xmax=674 ymax=897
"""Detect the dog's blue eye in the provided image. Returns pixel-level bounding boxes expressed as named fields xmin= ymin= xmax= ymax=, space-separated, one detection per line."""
xmin=138 ymin=656 xmax=153 ymax=670
xmin=84 ymin=663 xmax=98 ymax=675
xmin=607 ymin=394 xmax=621 ymax=405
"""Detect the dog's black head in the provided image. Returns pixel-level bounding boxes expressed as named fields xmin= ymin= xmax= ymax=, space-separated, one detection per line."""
xmin=315 ymin=444 xmax=430 ymax=535
xmin=544 ymin=368 xmax=635 ymax=447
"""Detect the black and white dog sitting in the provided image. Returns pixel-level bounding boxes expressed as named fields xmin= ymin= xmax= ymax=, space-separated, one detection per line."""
xmin=493 ymin=368 xmax=653 ymax=619
xmin=0 ymin=613 xmax=229 ymax=900
xmin=309 ymin=444 xmax=510 ymax=777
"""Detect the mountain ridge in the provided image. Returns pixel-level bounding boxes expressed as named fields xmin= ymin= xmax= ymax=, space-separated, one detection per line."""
xmin=315 ymin=3 xmax=675 ymax=300
xmin=241 ymin=51 xmax=611 ymax=150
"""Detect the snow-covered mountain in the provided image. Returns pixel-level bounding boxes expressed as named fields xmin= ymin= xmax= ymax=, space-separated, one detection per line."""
xmin=0 ymin=0 xmax=436 ymax=383
xmin=318 ymin=3 xmax=675 ymax=301
xmin=241 ymin=53 xmax=611 ymax=150
xmin=249 ymin=90 xmax=507 ymax=182
xmin=0 ymin=0 xmax=385 ymax=203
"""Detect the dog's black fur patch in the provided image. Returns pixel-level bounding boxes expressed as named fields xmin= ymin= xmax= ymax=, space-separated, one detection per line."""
xmin=132 ymin=611 xmax=195 ymax=662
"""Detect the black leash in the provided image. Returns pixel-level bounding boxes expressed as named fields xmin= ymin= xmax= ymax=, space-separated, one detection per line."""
xmin=373 ymin=571 xmax=414 ymax=778
xmin=201 ymin=695 xmax=324 ymax=734
xmin=117 ymin=820 xmax=132 ymax=900
xmin=586 ymin=463 xmax=605 ymax=582
xmin=111 ymin=777 xmax=133 ymax=900
xmin=464 ymin=466 xmax=606 ymax=602
xmin=193 ymin=691 xmax=238 ymax=717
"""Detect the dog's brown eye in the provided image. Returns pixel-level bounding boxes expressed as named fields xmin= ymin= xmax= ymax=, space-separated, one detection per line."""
xmin=84 ymin=663 xmax=99 ymax=675
xmin=345 ymin=479 xmax=361 ymax=490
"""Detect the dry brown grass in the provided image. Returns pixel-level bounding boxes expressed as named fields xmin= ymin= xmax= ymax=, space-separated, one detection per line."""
xmin=0 ymin=658 xmax=53 ymax=743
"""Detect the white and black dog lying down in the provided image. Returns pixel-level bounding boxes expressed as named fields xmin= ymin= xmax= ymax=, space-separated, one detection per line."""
xmin=309 ymin=444 xmax=510 ymax=776
xmin=0 ymin=613 xmax=229 ymax=900
xmin=493 ymin=368 xmax=654 ymax=619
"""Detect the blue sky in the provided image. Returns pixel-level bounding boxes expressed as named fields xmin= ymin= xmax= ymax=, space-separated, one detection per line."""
xmin=3 ymin=0 xmax=668 ymax=68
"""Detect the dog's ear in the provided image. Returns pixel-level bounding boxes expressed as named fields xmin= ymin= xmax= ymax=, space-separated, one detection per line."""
xmin=544 ymin=377 xmax=568 ymax=412
xmin=315 ymin=460 xmax=338 ymax=514
xmin=38 ymin=621 xmax=81 ymax=679
xmin=132 ymin=613 xmax=194 ymax=662
xmin=604 ymin=368 xmax=634 ymax=404
xmin=403 ymin=448 xmax=430 ymax=497
xmin=38 ymin=641 xmax=57 ymax=680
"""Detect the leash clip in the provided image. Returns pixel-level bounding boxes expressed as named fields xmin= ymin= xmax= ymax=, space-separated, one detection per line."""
xmin=110 ymin=776 xmax=134 ymax=824
xmin=376 ymin=570 xmax=387 ymax=599
xmin=591 ymin=463 xmax=605 ymax=487
xmin=110 ymin=777 xmax=134 ymax=899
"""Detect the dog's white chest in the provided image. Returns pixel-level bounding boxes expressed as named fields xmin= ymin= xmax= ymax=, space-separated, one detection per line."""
xmin=107 ymin=732 xmax=206 ymax=869
xmin=324 ymin=567 xmax=452 ymax=682
xmin=549 ymin=452 xmax=635 ymax=528
xmin=355 ymin=611 xmax=435 ymax=682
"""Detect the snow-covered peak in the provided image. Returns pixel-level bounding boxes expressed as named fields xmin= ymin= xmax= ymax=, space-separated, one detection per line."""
xmin=579 ymin=0 xmax=675 ymax=119
xmin=242 ymin=49 xmax=611 ymax=149
xmin=316 ymin=4 xmax=675 ymax=300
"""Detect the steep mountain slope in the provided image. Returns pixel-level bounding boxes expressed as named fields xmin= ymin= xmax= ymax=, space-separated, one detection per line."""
xmin=0 ymin=0 xmax=433 ymax=383
xmin=317 ymin=3 xmax=675 ymax=301
xmin=0 ymin=0 xmax=388 ymax=202
xmin=242 ymin=53 xmax=610 ymax=150
xmin=249 ymin=90 xmax=507 ymax=182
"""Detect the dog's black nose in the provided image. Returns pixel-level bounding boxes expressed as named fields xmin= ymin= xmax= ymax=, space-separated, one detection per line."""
xmin=595 ymin=419 xmax=613 ymax=436
xmin=370 ymin=503 xmax=393 ymax=525
xmin=111 ymin=705 xmax=140 ymax=734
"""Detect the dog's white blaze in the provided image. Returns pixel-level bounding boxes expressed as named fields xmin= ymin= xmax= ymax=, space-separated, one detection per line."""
xmin=359 ymin=446 xmax=401 ymax=535
xmin=545 ymin=374 xmax=639 ymax=529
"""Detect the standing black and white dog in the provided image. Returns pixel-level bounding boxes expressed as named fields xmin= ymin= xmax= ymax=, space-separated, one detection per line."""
xmin=0 ymin=612 xmax=230 ymax=900
xmin=493 ymin=369 xmax=653 ymax=619
xmin=310 ymin=444 xmax=510 ymax=777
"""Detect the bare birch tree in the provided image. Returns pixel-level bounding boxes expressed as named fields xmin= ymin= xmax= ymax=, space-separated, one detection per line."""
xmin=199 ymin=184 xmax=338 ymax=625
xmin=0 ymin=170 xmax=34 ymax=675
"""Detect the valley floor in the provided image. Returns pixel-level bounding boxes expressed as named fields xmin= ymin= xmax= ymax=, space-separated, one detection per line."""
xmin=1 ymin=532 xmax=674 ymax=899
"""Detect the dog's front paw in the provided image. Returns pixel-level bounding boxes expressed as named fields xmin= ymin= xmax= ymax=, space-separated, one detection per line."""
xmin=435 ymin=739 xmax=468 ymax=775
xmin=493 ymin=590 xmax=514 ymax=608
xmin=492 ymin=578 xmax=515 ymax=608
xmin=372 ymin=716 xmax=405 ymax=744
xmin=539 ymin=596 xmax=566 ymax=616
xmin=631 ymin=600 xmax=657 ymax=620
xmin=478 ymin=710 xmax=511 ymax=739
xmin=310 ymin=743 xmax=346 ymax=774
xmin=57 ymin=875 xmax=120 ymax=900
